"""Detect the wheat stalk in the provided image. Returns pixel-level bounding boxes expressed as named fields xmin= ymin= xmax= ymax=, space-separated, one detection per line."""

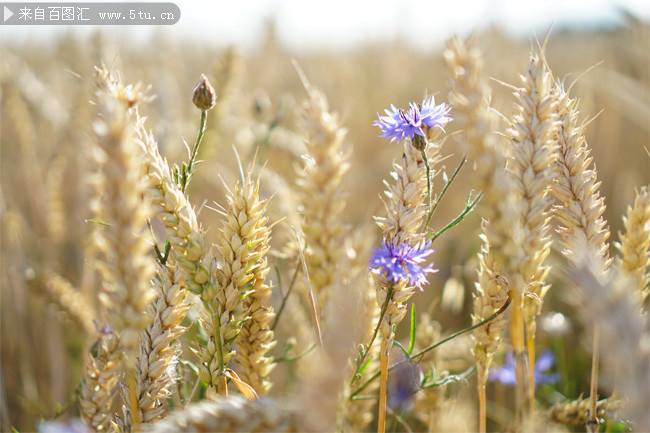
xmin=615 ymin=186 xmax=650 ymax=307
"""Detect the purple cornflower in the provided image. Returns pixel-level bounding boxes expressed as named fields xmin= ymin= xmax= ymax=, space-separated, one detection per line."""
xmin=369 ymin=241 xmax=437 ymax=290
xmin=488 ymin=350 xmax=560 ymax=387
xmin=374 ymin=96 xmax=452 ymax=144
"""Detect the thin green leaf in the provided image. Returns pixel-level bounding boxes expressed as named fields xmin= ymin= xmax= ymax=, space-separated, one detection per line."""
xmin=408 ymin=304 xmax=416 ymax=355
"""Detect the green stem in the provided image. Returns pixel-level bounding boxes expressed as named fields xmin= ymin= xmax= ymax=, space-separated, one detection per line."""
xmin=429 ymin=192 xmax=481 ymax=242
xmin=181 ymin=109 xmax=208 ymax=194
xmin=350 ymin=285 xmax=395 ymax=385
xmin=271 ymin=261 xmax=301 ymax=331
xmin=350 ymin=296 xmax=511 ymax=400
xmin=422 ymin=149 xmax=432 ymax=216
xmin=426 ymin=156 xmax=467 ymax=227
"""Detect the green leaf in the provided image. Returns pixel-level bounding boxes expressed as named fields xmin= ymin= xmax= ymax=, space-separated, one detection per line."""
xmin=407 ymin=304 xmax=416 ymax=355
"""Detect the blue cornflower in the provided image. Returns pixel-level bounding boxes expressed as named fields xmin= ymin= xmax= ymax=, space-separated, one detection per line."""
xmin=488 ymin=350 xmax=560 ymax=386
xmin=374 ymin=96 xmax=452 ymax=144
xmin=369 ymin=241 xmax=437 ymax=290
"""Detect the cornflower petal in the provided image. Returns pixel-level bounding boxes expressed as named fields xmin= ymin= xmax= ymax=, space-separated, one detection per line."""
xmin=375 ymin=97 xmax=452 ymax=143
xmin=369 ymin=241 xmax=437 ymax=290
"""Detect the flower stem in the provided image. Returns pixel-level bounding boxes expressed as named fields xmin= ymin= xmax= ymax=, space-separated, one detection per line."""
xmin=351 ymin=285 xmax=394 ymax=385
xmin=426 ymin=156 xmax=467 ymax=227
xmin=181 ymin=109 xmax=208 ymax=194
xmin=350 ymin=297 xmax=511 ymax=400
xmin=422 ymin=149 xmax=432 ymax=216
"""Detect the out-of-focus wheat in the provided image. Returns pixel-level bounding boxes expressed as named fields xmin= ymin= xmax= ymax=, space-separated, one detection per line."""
xmin=80 ymin=332 xmax=121 ymax=432
xmin=568 ymin=247 xmax=649 ymax=432
xmin=296 ymin=82 xmax=350 ymax=317
xmin=548 ymin=396 xmax=621 ymax=426
xmin=141 ymin=397 xmax=298 ymax=433
xmin=616 ymin=186 xmax=650 ymax=306
xmin=91 ymin=81 xmax=156 ymax=372
xmin=444 ymin=37 xmax=519 ymax=432
xmin=344 ymin=276 xmax=380 ymax=432
xmin=44 ymin=273 xmax=96 ymax=336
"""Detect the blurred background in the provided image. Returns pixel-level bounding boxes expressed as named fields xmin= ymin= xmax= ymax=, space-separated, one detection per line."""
xmin=1 ymin=0 xmax=649 ymax=431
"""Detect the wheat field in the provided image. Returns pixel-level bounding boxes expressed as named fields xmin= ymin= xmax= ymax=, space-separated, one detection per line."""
xmin=0 ymin=17 xmax=649 ymax=433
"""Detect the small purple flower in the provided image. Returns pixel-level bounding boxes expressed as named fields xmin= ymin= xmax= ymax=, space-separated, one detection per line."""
xmin=374 ymin=96 xmax=452 ymax=144
xmin=488 ymin=350 xmax=560 ymax=387
xmin=369 ymin=241 xmax=438 ymax=290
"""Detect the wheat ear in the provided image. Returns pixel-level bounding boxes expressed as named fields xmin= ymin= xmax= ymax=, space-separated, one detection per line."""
xmin=233 ymin=176 xmax=275 ymax=395
xmin=551 ymin=81 xmax=612 ymax=432
xmin=135 ymin=117 xmax=211 ymax=296
xmin=616 ymin=186 xmax=650 ymax=307
xmin=117 ymin=263 xmax=190 ymax=431
xmin=296 ymin=82 xmax=350 ymax=317
xmin=548 ymin=396 xmax=621 ymax=427
xmin=508 ymin=45 xmax=559 ymax=414
xmin=91 ymin=83 xmax=156 ymax=368
xmin=92 ymin=68 xmax=159 ymax=431
xmin=141 ymin=397 xmax=297 ymax=433
xmin=43 ymin=273 xmax=96 ymax=336
xmin=80 ymin=331 xmax=121 ymax=432
xmin=444 ymin=37 xmax=519 ymax=433
xmin=197 ymin=173 xmax=271 ymax=393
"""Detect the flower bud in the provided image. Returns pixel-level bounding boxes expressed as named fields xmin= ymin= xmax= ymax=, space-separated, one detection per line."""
xmin=192 ymin=74 xmax=216 ymax=111
xmin=411 ymin=134 xmax=427 ymax=151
